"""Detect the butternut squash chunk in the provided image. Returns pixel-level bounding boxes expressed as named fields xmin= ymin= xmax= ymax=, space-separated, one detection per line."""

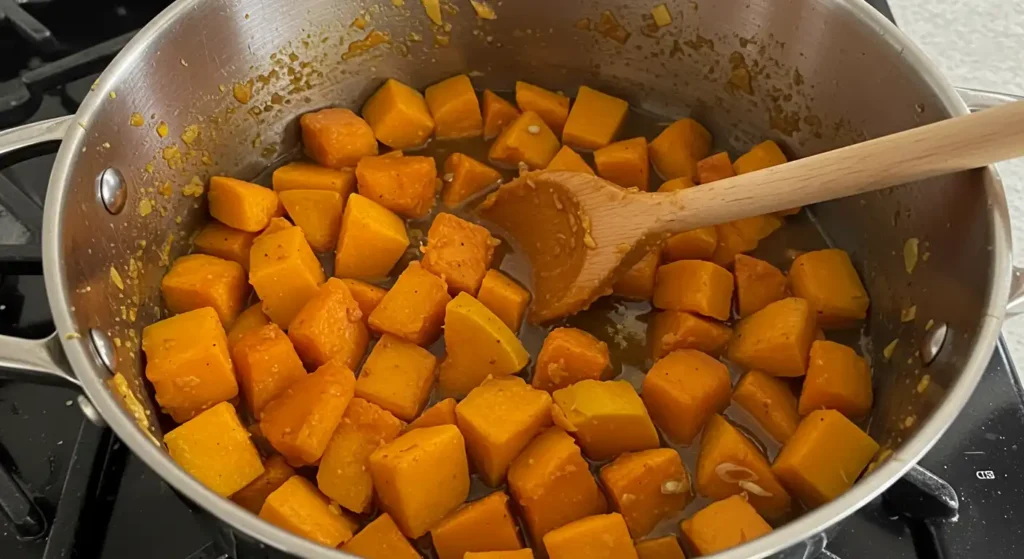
xmin=648 ymin=310 xmax=732 ymax=360
xmin=356 ymin=334 xmax=438 ymax=421
xmin=232 ymin=323 xmax=307 ymax=418
xmin=422 ymin=213 xmax=496 ymax=295
xmin=552 ymin=380 xmax=659 ymax=461
xmin=249 ymin=226 xmax=325 ymax=327
xmin=272 ymin=161 xmax=356 ymax=196
xmin=734 ymin=254 xmax=787 ymax=318
xmin=208 ymin=176 xmax=280 ymax=232
xmin=278 ymin=189 xmax=343 ymax=252
xmin=562 ymin=86 xmax=629 ymax=149
xmin=288 ymin=277 xmax=369 ymax=370
xmin=227 ymin=304 xmax=270 ymax=350
xmin=515 ymin=81 xmax=570 ymax=135
xmin=641 ymin=349 xmax=731 ymax=445
xmin=635 ymin=537 xmax=687 ymax=559
xmin=335 ymin=193 xmax=409 ymax=280
xmin=696 ymin=152 xmax=735 ymax=184
xmin=649 ymin=119 xmax=711 ymax=181
xmin=662 ymin=227 xmax=718 ymax=262
xmin=431 ymin=492 xmax=523 ymax=559
xmin=355 ymin=154 xmax=437 ymax=219
xmin=231 ymin=455 xmax=296 ymax=514
xmin=543 ymin=513 xmax=638 ymax=559
xmin=658 ymin=176 xmax=695 ymax=192
xmin=161 ymin=254 xmax=249 ymax=326
xmin=439 ymin=292 xmax=529 ymax=398
xmin=679 ymin=495 xmax=771 ymax=555
xmin=477 ymin=269 xmax=531 ymax=332
xmin=341 ymin=513 xmax=421 ymax=559
xmin=442 ymin=152 xmax=502 ymax=207
xmin=788 ymin=249 xmax=870 ymax=329
xmin=425 ymin=74 xmax=483 ymax=139
xmin=727 ymin=297 xmax=817 ymax=377
xmin=732 ymin=370 xmax=800 ymax=444
xmin=482 ymin=89 xmax=521 ymax=140
xmin=340 ymin=278 xmax=388 ymax=319
xmin=653 ymin=260 xmax=734 ymax=320
xmin=466 ymin=551 xmax=534 ymax=559
xmin=260 ymin=476 xmax=359 ymax=547
xmin=546 ymin=145 xmax=595 ymax=175
xmin=799 ymin=340 xmax=873 ymax=419
xmin=613 ymin=249 xmax=660 ymax=300
xmin=362 ymin=78 xmax=435 ymax=149
xmin=193 ymin=222 xmax=257 ymax=270
xmin=255 ymin=216 xmax=293 ymax=241
xmin=369 ymin=262 xmax=451 ymax=346
xmin=711 ymin=215 xmax=784 ymax=268
xmin=165 ymin=401 xmax=264 ymax=497
xmin=533 ymin=327 xmax=611 ymax=392
xmin=733 ymin=140 xmax=787 ymax=176
xmin=300 ymin=108 xmax=378 ymax=168
xmin=406 ymin=398 xmax=457 ymax=431
xmin=489 ymin=111 xmax=561 ymax=169
xmin=594 ymin=137 xmax=649 ymax=191
xmin=599 ymin=449 xmax=692 ymax=538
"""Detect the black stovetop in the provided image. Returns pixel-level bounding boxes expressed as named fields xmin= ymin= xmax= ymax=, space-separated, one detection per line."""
xmin=2 ymin=1 xmax=1023 ymax=558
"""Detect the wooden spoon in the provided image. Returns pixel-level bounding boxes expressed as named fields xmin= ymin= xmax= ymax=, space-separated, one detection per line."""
xmin=478 ymin=99 xmax=1024 ymax=323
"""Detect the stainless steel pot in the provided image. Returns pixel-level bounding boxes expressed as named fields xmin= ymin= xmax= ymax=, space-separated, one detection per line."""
xmin=0 ymin=0 xmax=1021 ymax=556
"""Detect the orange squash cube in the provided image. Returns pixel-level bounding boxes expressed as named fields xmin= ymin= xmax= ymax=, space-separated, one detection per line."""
xmin=341 ymin=513 xmax=421 ymax=559
xmin=733 ymin=140 xmax=787 ymax=176
xmin=710 ymin=221 xmax=760 ymax=268
xmin=658 ymin=177 xmax=695 ymax=192
xmin=466 ymin=551 xmax=534 ymax=559
xmin=799 ymin=340 xmax=873 ymax=419
xmin=231 ymin=454 xmax=296 ymax=513
xmin=260 ymin=359 xmax=356 ymax=466
xmin=727 ymin=297 xmax=817 ymax=377
xmin=533 ymin=327 xmax=610 ymax=392
xmin=208 ymin=176 xmax=280 ymax=232
xmin=256 ymin=216 xmax=293 ymax=240
xmin=733 ymin=370 xmax=801 ymax=444
xmin=369 ymin=262 xmax=451 ymax=346
xmin=339 ymin=278 xmax=388 ymax=319
xmin=613 ymin=249 xmax=660 ymax=300
xmin=300 ymin=108 xmax=378 ymax=169
xmin=515 ymin=81 xmax=570 ymax=135
xmin=272 ymin=161 xmax=356 ymax=196
xmin=356 ymin=334 xmax=437 ymax=421
xmin=507 ymin=428 xmax=608 ymax=545
xmin=772 ymin=410 xmax=879 ymax=508
xmin=648 ymin=310 xmax=732 ymax=359
xmin=232 ymin=323 xmax=307 ymax=417
xmin=477 ymin=269 xmax=530 ymax=332
xmin=164 ymin=401 xmax=264 ymax=497
xmin=482 ymin=89 xmax=521 ymax=140
xmin=227 ymin=304 xmax=270 ymax=350
xmin=789 ymin=249 xmax=870 ymax=329
xmin=635 ymin=537 xmax=687 ymax=559
xmin=649 ymin=119 xmax=711 ymax=181
xmin=249 ymin=226 xmax=325 ymax=327
xmin=456 ymin=377 xmax=553 ymax=486
xmin=422 ymin=213 xmax=496 ymax=295
xmin=407 ymin=398 xmax=457 ymax=431
xmin=334 ymin=193 xmax=409 ymax=280
xmin=594 ymin=137 xmax=649 ymax=191
xmin=696 ymin=152 xmax=735 ymax=184
xmin=546 ymin=146 xmax=595 ymax=174
xmin=362 ymin=78 xmax=435 ymax=149
xmin=193 ymin=222 xmax=257 ymax=270
xmin=599 ymin=449 xmax=692 ymax=538
xmin=355 ymin=154 xmax=437 ymax=219
xmin=663 ymin=227 xmax=718 ymax=262
xmin=543 ymin=513 xmax=638 ymax=559
xmin=653 ymin=260 xmax=734 ymax=320
xmin=141 ymin=307 xmax=237 ymax=423
xmin=278 ymin=190 xmax=343 ymax=252
xmin=288 ymin=278 xmax=369 ymax=370
xmin=161 ymin=254 xmax=249 ymax=326
xmin=439 ymin=292 xmax=529 ymax=398
xmin=442 ymin=152 xmax=503 ymax=207
xmin=260 ymin=476 xmax=359 ymax=547
xmin=734 ymin=254 xmax=788 ymax=318
xmin=552 ymin=380 xmax=659 ymax=461
xmin=489 ymin=111 xmax=560 ymax=169
xmin=642 ymin=349 xmax=731 ymax=445
xmin=431 ymin=492 xmax=523 ymax=559
xmin=562 ymin=86 xmax=629 ymax=150
xmin=369 ymin=425 xmax=471 ymax=538
xmin=680 ymin=495 xmax=772 ymax=555
xmin=425 ymin=74 xmax=483 ymax=139
xmin=318 ymin=397 xmax=404 ymax=513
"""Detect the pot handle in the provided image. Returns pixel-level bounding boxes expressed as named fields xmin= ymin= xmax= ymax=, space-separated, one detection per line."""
xmin=954 ymin=88 xmax=1024 ymax=316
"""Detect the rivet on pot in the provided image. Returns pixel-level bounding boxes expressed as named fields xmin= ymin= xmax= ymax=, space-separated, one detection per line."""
xmin=96 ymin=168 xmax=126 ymax=214
xmin=77 ymin=395 xmax=106 ymax=427
xmin=89 ymin=328 xmax=117 ymax=374
xmin=921 ymin=322 xmax=948 ymax=366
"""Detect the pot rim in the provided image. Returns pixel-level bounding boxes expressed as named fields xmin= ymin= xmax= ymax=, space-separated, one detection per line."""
xmin=41 ymin=0 xmax=1013 ymax=557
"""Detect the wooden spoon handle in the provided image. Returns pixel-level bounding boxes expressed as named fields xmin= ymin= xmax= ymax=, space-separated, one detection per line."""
xmin=656 ymin=99 xmax=1024 ymax=233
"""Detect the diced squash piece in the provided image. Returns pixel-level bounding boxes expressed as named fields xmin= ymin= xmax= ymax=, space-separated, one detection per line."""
xmin=232 ymin=455 xmax=296 ymax=514
xmin=696 ymin=152 xmax=735 ymax=184
xmin=335 ymin=193 xmax=409 ymax=280
xmin=552 ymin=380 xmax=659 ymax=461
xmin=260 ymin=476 xmax=358 ymax=547
xmin=442 ymin=152 xmax=502 ymax=207
xmin=696 ymin=414 xmax=792 ymax=520
xmin=232 ymin=323 xmax=307 ymax=417
xmin=256 ymin=216 xmax=293 ymax=240
xmin=662 ymin=227 xmax=718 ymax=262
xmin=362 ymin=78 xmax=436 ymax=149
xmin=562 ymin=86 xmax=629 ymax=150
xmin=482 ymin=89 xmax=521 ymax=140
xmin=649 ymin=119 xmax=711 ymax=181
xmin=356 ymin=154 xmax=437 ymax=219
xmin=439 ymin=292 xmax=529 ymax=397
xmin=227 ymin=304 xmax=270 ymax=350
xmin=594 ymin=137 xmax=649 ymax=191
xmin=734 ymin=254 xmax=787 ymax=318
xmin=772 ymin=410 xmax=879 ymax=508
xmin=788 ymin=249 xmax=870 ymax=329
xmin=658 ymin=177 xmax=695 ymax=192
xmin=193 ymin=222 xmax=257 ymax=270
xmin=161 ymin=254 xmax=249 ymax=326
xmin=466 ymin=552 xmax=534 ymax=559
xmin=369 ymin=425 xmax=471 ymax=538
xmin=679 ymin=495 xmax=772 ymax=555
xmin=635 ymin=537 xmax=687 ymax=559
xmin=208 ymin=176 xmax=281 ymax=232
xmin=356 ymin=334 xmax=437 ymax=421
xmin=341 ymin=513 xmax=421 ymax=559
xmin=489 ymin=111 xmax=561 ymax=169
xmin=369 ymin=262 xmax=452 ymax=346
xmin=340 ymin=278 xmax=388 ymax=319
xmin=648 ymin=310 xmax=732 ymax=360
xmin=456 ymin=377 xmax=553 ymax=486
xmin=733 ymin=140 xmax=787 ymax=176
xmin=165 ymin=401 xmax=263 ymax=496
xmin=653 ymin=260 xmax=734 ymax=320
xmin=613 ymin=249 xmax=660 ymax=300
xmin=515 ymin=81 xmax=570 ymax=135
xmin=599 ymin=449 xmax=692 ymax=538
xmin=249 ymin=226 xmax=325 ymax=327
xmin=422 ymin=213 xmax=496 ymax=295
xmin=318 ymin=397 xmax=404 ymax=513
xmin=727 ymin=297 xmax=817 ymax=377
xmin=732 ymin=370 xmax=800 ymax=444
xmin=425 ymin=74 xmax=483 ymax=139
xmin=543 ymin=513 xmax=638 ymax=559
xmin=799 ymin=340 xmax=873 ymax=419
xmin=431 ymin=492 xmax=523 ymax=559
xmin=533 ymin=327 xmax=610 ymax=393
xmin=508 ymin=428 xmax=608 ymax=545
xmin=272 ymin=161 xmax=356 ymax=196
xmin=289 ymin=278 xmax=369 ymax=370
xmin=260 ymin=359 xmax=356 ymax=466
xmin=710 ymin=215 xmax=785 ymax=268
xmin=546 ymin=146 xmax=595 ymax=174
xmin=642 ymin=349 xmax=731 ymax=445
xmin=142 ymin=308 xmax=237 ymax=423
xmin=278 ymin=190 xmax=343 ymax=252
xmin=300 ymin=108 xmax=378 ymax=169
xmin=477 ymin=269 xmax=530 ymax=332
xmin=407 ymin=398 xmax=457 ymax=431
